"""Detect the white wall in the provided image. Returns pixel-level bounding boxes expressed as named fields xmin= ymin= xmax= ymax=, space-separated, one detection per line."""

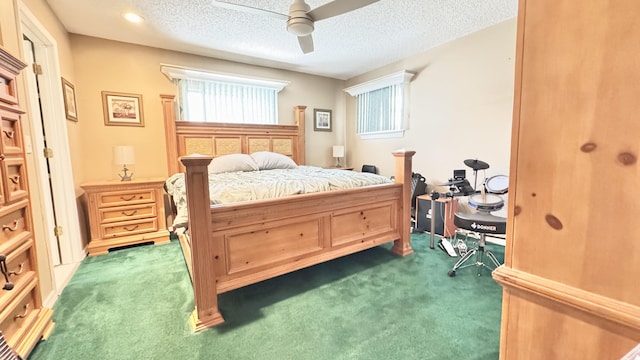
xmin=345 ymin=19 xmax=517 ymax=197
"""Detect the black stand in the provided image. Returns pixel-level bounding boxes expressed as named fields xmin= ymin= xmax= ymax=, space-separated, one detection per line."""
xmin=430 ymin=197 xmax=436 ymax=249
xmin=428 ymin=191 xmax=448 ymax=249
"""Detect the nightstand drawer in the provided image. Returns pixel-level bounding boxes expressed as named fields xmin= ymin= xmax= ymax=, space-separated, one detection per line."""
xmin=98 ymin=189 xmax=156 ymax=208
xmin=0 ymin=279 xmax=38 ymax=348
xmin=100 ymin=218 xmax=158 ymax=239
xmin=99 ymin=203 xmax=157 ymax=224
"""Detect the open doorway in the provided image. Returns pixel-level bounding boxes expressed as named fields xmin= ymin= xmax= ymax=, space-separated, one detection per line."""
xmin=19 ymin=4 xmax=84 ymax=298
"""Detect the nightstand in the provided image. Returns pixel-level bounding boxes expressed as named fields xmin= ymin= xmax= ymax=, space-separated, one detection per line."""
xmin=81 ymin=178 xmax=170 ymax=256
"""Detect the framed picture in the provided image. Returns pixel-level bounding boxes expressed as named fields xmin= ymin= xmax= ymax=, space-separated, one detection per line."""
xmin=61 ymin=78 xmax=78 ymax=122
xmin=102 ymin=91 xmax=145 ymax=127
xmin=313 ymin=108 xmax=332 ymax=132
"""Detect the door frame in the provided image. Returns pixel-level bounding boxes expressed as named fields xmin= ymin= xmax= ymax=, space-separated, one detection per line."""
xmin=19 ymin=3 xmax=85 ymax=298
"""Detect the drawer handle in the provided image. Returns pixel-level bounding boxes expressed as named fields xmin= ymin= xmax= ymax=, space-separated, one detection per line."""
xmin=0 ymin=255 xmax=14 ymax=291
xmin=2 ymin=219 xmax=20 ymax=231
xmin=13 ymin=303 xmax=29 ymax=320
xmin=123 ymin=225 xmax=139 ymax=232
xmin=121 ymin=210 xmax=138 ymax=217
xmin=10 ymin=175 xmax=20 ymax=184
xmin=0 ymin=154 xmax=4 ymax=160
xmin=3 ymin=130 xmax=14 ymax=139
xmin=120 ymin=195 xmax=136 ymax=201
xmin=8 ymin=262 xmax=24 ymax=276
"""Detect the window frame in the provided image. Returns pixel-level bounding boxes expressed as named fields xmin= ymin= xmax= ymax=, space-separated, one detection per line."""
xmin=344 ymin=70 xmax=415 ymax=139
xmin=160 ymin=64 xmax=289 ymax=124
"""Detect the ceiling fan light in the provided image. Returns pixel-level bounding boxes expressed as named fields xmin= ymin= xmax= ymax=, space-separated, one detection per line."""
xmin=287 ymin=18 xmax=314 ymax=36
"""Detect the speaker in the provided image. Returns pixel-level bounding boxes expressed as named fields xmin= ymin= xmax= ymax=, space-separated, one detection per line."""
xmin=415 ymin=195 xmax=458 ymax=237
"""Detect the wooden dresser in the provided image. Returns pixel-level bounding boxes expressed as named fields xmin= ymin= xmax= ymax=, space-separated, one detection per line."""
xmin=492 ymin=0 xmax=640 ymax=358
xmin=0 ymin=47 xmax=54 ymax=357
xmin=81 ymin=178 xmax=169 ymax=256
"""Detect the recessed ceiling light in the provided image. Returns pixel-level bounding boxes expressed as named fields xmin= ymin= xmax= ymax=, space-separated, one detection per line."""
xmin=123 ymin=12 xmax=144 ymax=23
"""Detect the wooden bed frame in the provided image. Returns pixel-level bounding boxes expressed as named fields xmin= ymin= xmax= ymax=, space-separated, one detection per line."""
xmin=161 ymin=95 xmax=416 ymax=331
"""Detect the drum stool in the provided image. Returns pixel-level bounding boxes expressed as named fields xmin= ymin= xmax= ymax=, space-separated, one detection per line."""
xmin=448 ymin=211 xmax=506 ymax=277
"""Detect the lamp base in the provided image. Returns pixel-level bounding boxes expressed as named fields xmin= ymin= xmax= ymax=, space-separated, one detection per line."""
xmin=119 ymin=165 xmax=134 ymax=181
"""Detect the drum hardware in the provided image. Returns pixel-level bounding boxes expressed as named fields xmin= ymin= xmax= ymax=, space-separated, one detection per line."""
xmin=440 ymin=169 xmax=477 ymax=197
xmin=464 ymin=158 xmax=490 ymax=190
xmin=439 ymin=179 xmax=463 ymax=186
xmin=428 ymin=191 xmax=441 ymax=249
xmin=427 ymin=191 xmax=459 ymax=249
xmin=446 ymin=172 xmax=509 ymax=278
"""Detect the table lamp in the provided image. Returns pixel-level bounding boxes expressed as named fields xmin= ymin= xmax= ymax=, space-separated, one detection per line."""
xmin=113 ymin=145 xmax=135 ymax=181
xmin=332 ymin=145 xmax=345 ymax=168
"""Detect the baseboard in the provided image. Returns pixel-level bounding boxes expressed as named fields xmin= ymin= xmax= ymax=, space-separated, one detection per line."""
xmin=44 ymin=260 xmax=83 ymax=308
xmin=43 ymin=288 xmax=57 ymax=308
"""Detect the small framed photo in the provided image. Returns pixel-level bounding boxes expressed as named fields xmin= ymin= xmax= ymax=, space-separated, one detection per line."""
xmin=61 ymin=78 xmax=78 ymax=122
xmin=313 ymin=108 xmax=332 ymax=132
xmin=102 ymin=91 xmax=144 ymax=127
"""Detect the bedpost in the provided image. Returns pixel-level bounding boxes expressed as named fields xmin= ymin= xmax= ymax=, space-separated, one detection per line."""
xmin=294 ymin=105 xmax=306 ymax=164
xmin=391 ymin=150 xmax=416 ymax=256
xmin=180 ymin=155 xmax=225 ymax=330
xmin=162 ymin=94 xmax=179 ymax=175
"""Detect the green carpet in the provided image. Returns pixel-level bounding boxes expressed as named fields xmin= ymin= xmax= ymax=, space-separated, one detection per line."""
xmin=28 ymin=233 xmax=503 ymax=360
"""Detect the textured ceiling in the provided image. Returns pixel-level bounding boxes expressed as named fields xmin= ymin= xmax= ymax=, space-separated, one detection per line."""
xmin=46 ymin=0 xmax=518 ymax=80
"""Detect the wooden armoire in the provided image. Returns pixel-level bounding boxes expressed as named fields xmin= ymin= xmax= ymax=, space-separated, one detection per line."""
xmin=0 ymin=47 xmax=54 ymax=357
xmin=492 ymin=0 xmax=640 ymax=358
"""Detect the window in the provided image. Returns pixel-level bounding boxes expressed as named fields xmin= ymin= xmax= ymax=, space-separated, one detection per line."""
xmin=160 ymin=65 xmax=288 ymax=124
xmin=344 ymin=70 xmax=415 ymax=139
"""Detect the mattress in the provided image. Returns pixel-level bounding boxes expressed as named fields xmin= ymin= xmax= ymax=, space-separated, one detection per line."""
xmin=165 ymin=166 xmax=392 ymax=228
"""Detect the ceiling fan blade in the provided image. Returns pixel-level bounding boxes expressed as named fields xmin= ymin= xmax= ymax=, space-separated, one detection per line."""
xmin=298 ymin=35 xmax=314 ymax=54
xmin=211 ymin=0 xmax=288 ymax=21
xmin=307 ymin=0 xmax=379 ymax=21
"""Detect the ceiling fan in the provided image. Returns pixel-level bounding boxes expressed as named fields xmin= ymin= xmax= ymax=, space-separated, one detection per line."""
xmin=211 ymin=0 xmax=379 ymax=54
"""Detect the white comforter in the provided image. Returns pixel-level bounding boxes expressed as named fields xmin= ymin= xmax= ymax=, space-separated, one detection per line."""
xmin=165 ymin=166 xmax=392 ymax=227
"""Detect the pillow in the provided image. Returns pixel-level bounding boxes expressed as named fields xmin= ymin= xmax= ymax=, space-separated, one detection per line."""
xmin=250 ymin=151 xmax=297 ymax=170
xmin=208 ymin=153 xmax=259 ymax=174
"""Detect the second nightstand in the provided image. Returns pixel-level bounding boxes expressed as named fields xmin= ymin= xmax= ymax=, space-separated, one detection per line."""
xmin=81 ymin=178 xmax=170 ymax=256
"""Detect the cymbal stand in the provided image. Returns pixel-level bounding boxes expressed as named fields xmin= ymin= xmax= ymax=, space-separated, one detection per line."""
xmin=472 ymin=169 xmax=479 ymax=191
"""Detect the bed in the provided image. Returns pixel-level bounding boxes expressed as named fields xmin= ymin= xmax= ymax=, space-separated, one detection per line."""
xmin=161 ymin=95 xmax=416 ymax=331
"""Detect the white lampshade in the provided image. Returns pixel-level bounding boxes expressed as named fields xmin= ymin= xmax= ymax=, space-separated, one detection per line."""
xmin=332 ymin=145 xmax=345 ymax=158
xmin=113 ymin=146 xmax=135 ymax=165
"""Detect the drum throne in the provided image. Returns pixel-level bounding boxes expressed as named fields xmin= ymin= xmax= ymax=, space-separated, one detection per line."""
xmin=448 ymin=210 xmax=505 ymax=277
xmin=448 ymin=161 xmax=508 ymax=277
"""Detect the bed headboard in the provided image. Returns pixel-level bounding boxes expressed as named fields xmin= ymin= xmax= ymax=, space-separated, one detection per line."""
xmin=161 ymin=95 xmax=306 ymax=175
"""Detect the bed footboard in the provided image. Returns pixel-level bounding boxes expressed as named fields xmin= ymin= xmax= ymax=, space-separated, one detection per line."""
xmin=181 ymin=150 xmax=415 ymax=331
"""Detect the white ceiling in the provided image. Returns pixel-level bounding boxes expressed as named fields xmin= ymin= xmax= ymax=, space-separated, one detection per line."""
xmin=45 ymin=0 xmax=518 ymax=80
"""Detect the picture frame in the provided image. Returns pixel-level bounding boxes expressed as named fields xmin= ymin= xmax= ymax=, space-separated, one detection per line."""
xmin=313 ymin=108 xmax=332 ymax=132
xmin=102 ymin=91 xmax=144 ymax=127
xmin=61 ymin=78 xmax=78 ymax=122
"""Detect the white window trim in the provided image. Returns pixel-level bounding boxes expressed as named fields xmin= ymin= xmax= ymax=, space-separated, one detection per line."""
xmin=160 ymin=64 xmax=289 ymax=91
xmin=344 ymin=70 xmax=415 ymax=139
xmin=344 ymin=70 xmax=414 ymax=96
xmin=359 ymin=130 xmax=405 ymax=140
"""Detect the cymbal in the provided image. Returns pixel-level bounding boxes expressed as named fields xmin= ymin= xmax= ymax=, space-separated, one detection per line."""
xmin=464 ymin=159 xmax=490 ymax=170
xmin=440 ymin=179 xmax=463 ymax=186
